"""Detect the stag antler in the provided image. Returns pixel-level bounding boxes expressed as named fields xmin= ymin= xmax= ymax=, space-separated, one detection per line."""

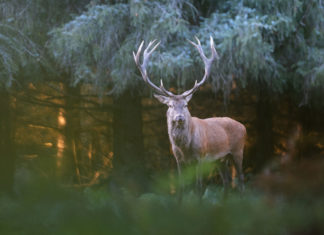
xmin=133 ymin=40 xmax=174 ymax=97
xmin=133 ymin=37 xmax=218 ymax=97
xmin=181 ymin=36 xmax=219 ymax=97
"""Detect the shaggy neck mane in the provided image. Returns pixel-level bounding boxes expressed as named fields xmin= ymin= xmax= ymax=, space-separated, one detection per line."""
xmin=167 ymin=116 xmax=192 ymax=148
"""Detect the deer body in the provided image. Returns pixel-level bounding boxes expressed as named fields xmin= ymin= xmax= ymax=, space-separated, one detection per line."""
xmin=133 ymin=37 xmax=246 ymax=196
xmin=158 ymin=94 xmax=246 ymax=193
xmin=169 ymin=116 xmax=246 ymax=163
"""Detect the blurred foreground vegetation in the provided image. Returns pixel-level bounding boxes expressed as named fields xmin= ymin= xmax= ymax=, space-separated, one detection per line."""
xmin=1 ymin=158 xmax=324 ymax=235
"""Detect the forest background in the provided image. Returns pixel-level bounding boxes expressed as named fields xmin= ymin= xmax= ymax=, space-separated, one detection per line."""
xmin=0 ymin=0 xmax=323 ymax=234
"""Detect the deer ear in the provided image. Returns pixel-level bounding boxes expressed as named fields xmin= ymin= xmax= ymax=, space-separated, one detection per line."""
xmin=185 ymin=94 xmax=193 ymax=103
xmin=154 ymin=94 xmax=170 ymax=105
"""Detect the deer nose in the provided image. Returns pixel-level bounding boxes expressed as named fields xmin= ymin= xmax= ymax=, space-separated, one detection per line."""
xmin=175 ymin=115 xmax=185 ymax=123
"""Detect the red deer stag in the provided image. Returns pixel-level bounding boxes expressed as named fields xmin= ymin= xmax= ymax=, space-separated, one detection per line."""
xmin=133 ymin=37 xmax=246 ymax=196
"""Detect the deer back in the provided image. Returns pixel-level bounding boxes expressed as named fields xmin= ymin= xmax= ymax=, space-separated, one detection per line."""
xmin=188 ymin=117 xmax=246 ymax=160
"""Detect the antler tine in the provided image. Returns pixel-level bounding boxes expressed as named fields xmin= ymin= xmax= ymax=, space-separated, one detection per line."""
xmin=181 ymin=36 xmax=219 ymax=97
xmin=142 ymin=40 xmax=159 ymax=74
xmin=133 ymin=40 xmax=174 ymax=96
xmin=160 ymin=80 xmax=174 ymax=97
xmin=133 ymin=41 xmax=144 ymax=67
xmin=209 ymin=35 xmax=219 ymax=60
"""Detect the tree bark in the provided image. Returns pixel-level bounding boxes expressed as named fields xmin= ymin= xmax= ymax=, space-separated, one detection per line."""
xmin=112 ymin=91 xmax=147 ymax=192
xmin=0 ymin=90 xmax=16 ymax=193
xmin=58 ymin=83 xmax=82 ymax=184
xmin=252 ymin=88 xmax=274 ymax=171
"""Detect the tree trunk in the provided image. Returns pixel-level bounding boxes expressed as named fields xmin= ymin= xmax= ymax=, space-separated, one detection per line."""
xmin=112 ymin=91 xmax=146 ymax=192
xmin=252 ymin=88 xmax=274 ymax=171
xmin=297 ymin=106 xmax=324 ymax=159
xmin=57 ymin=83 xmax=81 ymax=184
xmin=0 ymin=90 xmax=16 ymax=193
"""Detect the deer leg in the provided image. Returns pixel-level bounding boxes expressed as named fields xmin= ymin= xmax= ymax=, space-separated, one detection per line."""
xmin=232 ymin=150 xmax=245 ymax=193
xmin=172 ymin=146 xmax=185 ymax=203
xmin=218 ymin=159 xmax=231 ymax=196
xmin=195 ymin=161 xmax=203 ymax=198
xmin=175 ymin=158 xmax=183 ymax=203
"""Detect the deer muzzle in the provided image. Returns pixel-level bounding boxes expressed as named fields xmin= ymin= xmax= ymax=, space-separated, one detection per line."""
xmin=173 ymin=115 xmax=185 ymax=126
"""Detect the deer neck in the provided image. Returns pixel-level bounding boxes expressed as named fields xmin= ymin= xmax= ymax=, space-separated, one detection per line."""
xmin=167 ymin=115 xmax=193 ymax=148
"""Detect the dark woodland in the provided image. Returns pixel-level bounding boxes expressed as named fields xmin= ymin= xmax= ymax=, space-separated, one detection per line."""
xmin=0 ymin=0 xmax=323 ymax=234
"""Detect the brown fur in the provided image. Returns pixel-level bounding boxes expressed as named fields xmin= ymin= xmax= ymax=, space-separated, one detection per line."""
xmin=189 ymin=117 xmax=246 ymax=162
xmin=156 ymin=94 xmax=246 ymax=193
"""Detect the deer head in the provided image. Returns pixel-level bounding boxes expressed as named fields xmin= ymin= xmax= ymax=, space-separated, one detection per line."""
xmin=133 ymin=37 xmax=219 ymax=128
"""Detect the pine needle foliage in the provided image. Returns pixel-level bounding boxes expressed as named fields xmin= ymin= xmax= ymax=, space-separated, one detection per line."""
xmin=197 ymin=0 xmax=324 ymax=103
xmin=0 ymin=23 xmax=39 ymax=88
xmin=0 ymin=0 xmax=89 ymax=87
xmin=49 ymin=0 xmax=324 ymax=103
xmin=48 ymin=0 xmax=200 ymax=95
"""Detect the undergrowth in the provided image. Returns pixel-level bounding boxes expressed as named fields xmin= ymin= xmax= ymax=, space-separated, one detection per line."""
xmin=0 ymin=171 xmax=323 ymax=235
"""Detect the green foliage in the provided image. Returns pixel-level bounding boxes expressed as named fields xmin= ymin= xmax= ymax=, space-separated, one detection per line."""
xmin=1 ymin=0 xmax=323 ymax=102
xmin=199 ymin=9 xmax=282 ymax=93
xmin=49 ymin=3 xmax=130 ymax=91
xmin=0 ymin=0 xmax=89 ymax=41
xmin=1 ymin=172 xmax=323 ymax=235
xmin=0 ymin=23 xmax=39 ymax=87
xmin=183 ymin=0 xmax=323 ymax=108
xmin=196 ymin=0 xmax=324 ymax=98
xmin=0 ymin=0 xmax=89 ymax=88
xmin=48 ymin=0 xmax=324 ymax=104
xmin=48 ymin=1 xmax=199 ymax=95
